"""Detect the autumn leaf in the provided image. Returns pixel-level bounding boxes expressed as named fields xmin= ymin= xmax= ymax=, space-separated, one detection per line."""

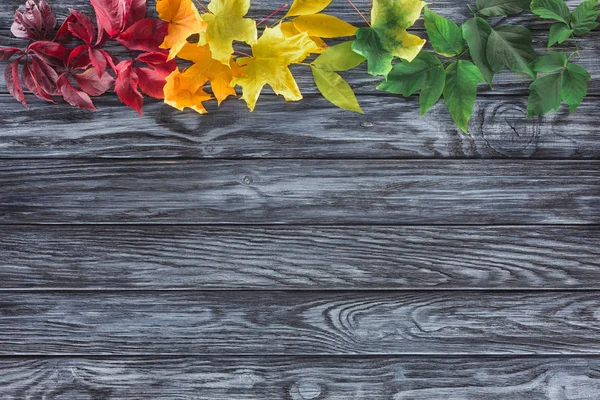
xmin=280 ymin=22 xmax=327 ymax=53
xmin=286 ymin=0 xmax=332 ymax=16
xmin=292 ymin=14 xmax=357 ymax=38
xmin=352 ymin=0 xmax=426 ymax=76
xmin=164 ymin=67 xmax=213 ymax=114
xmin=157 ymin=0 xmax=207 ymax=60
xmin=198 ymin=0 xmax=257 ymax=65
xmin=233 ymin=24 xmax=319 ymax=111
xmin=176 ymin=43 xmax=243 ymax=105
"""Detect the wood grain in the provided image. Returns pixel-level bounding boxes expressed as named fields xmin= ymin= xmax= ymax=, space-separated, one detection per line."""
xmin=1 ymin=356 xmax=600 ymax=399
xmin=1 ymin=225 xmax=598 ymax=290
xmin=0 ymin=159 xmax=598 ymax=224
xmin=0 ymin=0 xmax=588 ymax=30
xmin=2 ymin=291 xmax=600 ymax=355
xmin=0 ymin=95 xmax=598 ymax=159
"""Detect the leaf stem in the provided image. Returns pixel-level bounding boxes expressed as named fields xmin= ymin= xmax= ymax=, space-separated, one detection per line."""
xmin=258 ymin=3 xmax=289 ymax=26
xmin=568 ymin=34 xmax=580 ymax=59
xmin=346 ymin=0 xmax=370 ymax=26
xmin=192 ymin=0 xmax=211 ymax=14
xmin=234 ymin=50 xmax=253 ymax=58
xmin=466 ymin=4 xmax=476 ymax=16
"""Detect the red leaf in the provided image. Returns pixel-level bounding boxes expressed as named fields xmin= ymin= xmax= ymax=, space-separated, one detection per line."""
xmin=11 ymin=10 xmax=36 ymax=40
xmin=22 ymin=61 xmax=55 ymax=103
xmin=116 ymin=18 xmax=168 ymax=52
xmin=136 ymin=52 xmax=176 ymax=75
xmin=38 ymin=0 xmax=57 ymax=36
xmin=100 ymin=50 xmax=118 ymax=73
xmin=28 ymin=41 xmax=67 ymax=67
xmin=125 ymin=0 xmax=147 ymax=29
xmin=114 ymin=60 xmax=144 ymax=115
xmin=67 ymin=10 xmax=96 ymax=45
xmin=11 ymin=1 xmax=56 ymax=40
xmin=30 ymin=56 xmax=59 ymax=95
xmin=136 ymin=67 xmax=166 ymax=99
xmin=90 ymin=0 xmax=128 ymax=37
xmin=57 ymin=73 xmax=97 ymax=110
xmin=54 ymin=14 xmax=76 ymax=43
xmin=67 ymin=45 xmax=88 ymax=68
xmin=74 ymin=67 xmax=115 ymax=96
xmin=0 ymin=48 xmax=23 ymax=62
xmin=89 ymin=48 xmax=108 ymax=77
xmin=5 ymin=60 xmax=28 ymax=108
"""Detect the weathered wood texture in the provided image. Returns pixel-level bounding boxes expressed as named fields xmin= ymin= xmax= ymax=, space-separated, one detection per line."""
xmin=1 ymin=95 xmax=599 ymax=159
xmin=1 ymin=225 xmax=598 ymax=290
xmin=2 ymin=356 xmax=600 ymax=399
xmin=0 ymin=160 xmax=597 ymax=224
xmin=2 ymin=291 xmax=600 ymax=355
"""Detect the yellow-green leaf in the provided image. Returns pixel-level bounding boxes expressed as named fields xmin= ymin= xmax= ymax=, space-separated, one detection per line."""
xmin=286 ymin=0 xmax=332 ymax=16
xmin=293 ymin=14 xmax=357 ymax=38
xmin=311 ymin=65 xmax=364 ymax=113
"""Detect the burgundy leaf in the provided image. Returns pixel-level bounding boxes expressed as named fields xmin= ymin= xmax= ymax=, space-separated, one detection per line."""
xmin=57 ymin=73 xmax=97 ymax=110
xmin=137 ymin=52 xmax=176 ymax=75
xmin=28 ymin=41 xmax=67 ymax=67
xmin=114 ymin=60 xmax=143 ymax=115
xmin=31 ymin=56 xmax=59 ymax=95
xmin=89 ymin=48 xmax=108 ymax=77
xmin=67 ymin=45 xmax=88 ymax=69
xmin=0 ymin=48 xmax=24 ymax=62
xmin=54 ymin=14 xmax=76 ymax=43
xmin=125 ymin=0 xmax=147 ymax=29
xmin=11 ymin=10 xmax=36 ymax=40
xmin=22 ymin=61 xmax=55 ymax=103
xmin=67 ymin=10 xmax=96 ymax=45
xmin=74 ymin=67 xmax=115 ymax=96
xmin=11 ymin=0 xmax=56 ymax=40
xmin=5 ymin=60 xmax=28 ymax=108
xmin=90 ymin=0 xmax=128 ymax=37
xmin=100 ymin=50 xmax=118 ymax=73
xmin=136 ymin=67 xmax=167 ymax=99
xmin=39 ymin=0 xmax=57 ymax=36
xmin=116 ymin=18 xmax=168 ymax=52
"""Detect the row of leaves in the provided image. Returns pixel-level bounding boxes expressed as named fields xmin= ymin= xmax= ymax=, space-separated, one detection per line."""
xmin=0 ymin=0 xmax=598 ymax=133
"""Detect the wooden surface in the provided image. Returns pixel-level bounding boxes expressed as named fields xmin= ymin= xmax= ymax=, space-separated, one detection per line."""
xmin=0 ymin=0 xmax=599 ymax=398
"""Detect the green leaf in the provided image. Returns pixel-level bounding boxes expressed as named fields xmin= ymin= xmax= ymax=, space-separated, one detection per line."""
xmin=462 ymin=17 xmax=495 ymax=86
xmin=486 ymin=25 xmax=537 ymax=77
xmin=530 ymin=0 xmax=571 ymax=24
xmin=423 ymin=7 xmax=465 ymax=57
xmin=311 ymin=66 xmax=364 ymax=114
xmin=548 ymin=23 xmax=574 ymax=46
xmin=571 ymin=0 xmax=599 ymax=35
xmin=526 ymin=73 xmax=563 ymax=117
xmin=443 ymin=60 xmax=484 ymax=134
xmin=313 ymin=41 xmax=366 ymax=71
xmin=476 ymin=0 xmax=530 ymax=16
xmin=377 ymin=51 xmax=445 ymax=116
xmin=561 ymin=63 xmax=591 ymax=112
xmin=530 ymin=53 xmax=568 ymax=72
xmin=351 ymin=0 xmax=426 ymax=76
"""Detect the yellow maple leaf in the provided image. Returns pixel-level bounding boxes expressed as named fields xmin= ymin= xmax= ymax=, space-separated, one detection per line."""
xmin=157 ymin=0 xmax=207 ymax=60
xmin=280 ymin=22 xmax=327 ymax=53
xmin=177 ymin=43 xmax=244 ymax=105
xmin=233 ymin=24 xmax=319 ymax=111
xmin=198 ymin=0 xmax=257 ymax=65
xmin=286 ymin=0 xmax=332 ymax=16
xmin=164 ymin=67 xmax=213 ymax=114
xmin=292 ymin=14 xmax=357 ymax=38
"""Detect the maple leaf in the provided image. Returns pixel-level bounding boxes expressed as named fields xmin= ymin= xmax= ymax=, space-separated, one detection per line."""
xmin=233 ymin=24 xmax=319 ymax=111
xmin=198 ymin=0 xmax=257 ymax=65
xmin=157 ymin=0 xmax=207 ymax=60
xmin=164 ymin=67 xmax=213 ymax=114
xmin=280 ymin=22 xmax=327 ymax=53
xmin=176 ymin=43 xmax=244 ymax=105
xmin=352 ymin=0 xmax=426 ymax=76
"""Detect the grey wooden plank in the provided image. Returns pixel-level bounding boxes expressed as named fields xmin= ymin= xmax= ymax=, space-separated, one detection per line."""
xmin=2 ymin=31 xmax=599 ymax=97
xmin=0 ymin=0 xmax=587 ymax=30
xmin=0 ymin=159 xmax=597 ymax=225
xmin=1 ymin=356 xmax=600 ymax=399
xmin=1 ymin=226 xmax=598 ymax=290
xmin=1 ymin=291 xmax=600 ymax=354
xmin=0 ymin=95 xmax=599 ymax=159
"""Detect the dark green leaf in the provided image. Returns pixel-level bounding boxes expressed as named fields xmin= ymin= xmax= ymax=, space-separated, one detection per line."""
xmin=313 ymin=41 xmax=366 ymax=71
xmin=530 ymin=53 xmax=567 ymax=72
xmin=424 ymin=7 xmax=465 ymax=57
xmin=311 ymin=66 xmax=364 ymax=114
xmin=548 ymin=23 xmax=574 ymax=46
xmin=476 ymin=0 xmax=530 ymax=16
xmin=486 ymin=25 xmax=537 ymax=77
xmin=561 ymin=63 xmax=591 ymax=112
xmin=571 ymin=0 xmax=599 ymax=35
xmin=531 ymin=0 xmax=571 ymax=24
xmin=527 ymin=73 xmax=563 ymax=117
xmin=377 ymin=51 xmax=445 ymax=116
xmin=443 ymin=60 xmax=484 ymax=134
xmin=462 ymin=17 xmax=495 ymax=86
